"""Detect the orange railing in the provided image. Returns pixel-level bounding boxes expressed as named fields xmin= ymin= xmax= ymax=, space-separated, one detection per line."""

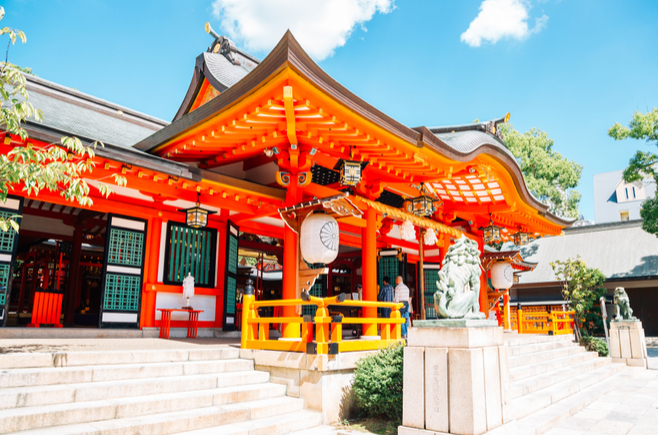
xmin=240 ymin=291 xmax=405 ymax=355
xmin=516 ymin=307 xmax=575 ymax=335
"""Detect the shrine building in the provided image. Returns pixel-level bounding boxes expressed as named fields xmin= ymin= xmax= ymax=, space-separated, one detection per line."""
xmin=0 ymin=30 xmax=572 ymax=335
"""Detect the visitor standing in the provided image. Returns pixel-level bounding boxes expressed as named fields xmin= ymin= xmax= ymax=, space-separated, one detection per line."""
xmin=378 ymin=276 xmax=394 ymax=319
xmin=395 ymin=276 xmax=410 ymax=338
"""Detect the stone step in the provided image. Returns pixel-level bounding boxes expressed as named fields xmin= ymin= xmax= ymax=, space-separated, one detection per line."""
xmin=0 ymin=370 xmax=270 ymax=410
xmin=511 ymin=357 xmax=612 ymax=399
xmin=0 ymin=383 xmax=288 ymax=433
xmin=506 ymin=339 xmax=576 ymax=358
xmin=0 ymin=347 xmax=240 ymax=370
xmin=511 ymin=362 xmax=627 ymax=420
xmin=0 ymin=358 xmax=253 ymax=389
xmin=510 ymin=350 xmax=598 ymax=382
xmin=172 ymin=410 xmax=325 ymax=435
xmin=508 ymin=344 xmax=585 ymax=369
xmin=514 ymin=367 xmax=643 ymax=435
xmin=6 ymin=396 xmax=306 ymax=435
xmin=504 ymin=334 xmax=573 ymax=348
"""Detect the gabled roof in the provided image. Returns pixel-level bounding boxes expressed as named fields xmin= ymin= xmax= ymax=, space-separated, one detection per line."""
xmin=24 ymin=75 xmax=168 ymax=149
xmin=505 ymin=219 xmax=658 ymax=285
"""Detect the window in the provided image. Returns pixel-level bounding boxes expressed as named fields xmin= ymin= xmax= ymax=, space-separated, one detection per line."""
xmin=625 ymin=187 xmax=629 ymax=200
xmin=632 ymin=186 xmax=636 ymax=198
xmin=164 ymin=222 xmax=217 ymax=287
xmin=620 ymin=211 xmax=629 ymax=222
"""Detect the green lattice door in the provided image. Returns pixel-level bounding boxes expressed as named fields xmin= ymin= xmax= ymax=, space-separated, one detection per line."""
xmin=222 ymin=221 xmax=239 ymax=331
xmin=422 ymin=264 xmax=441 ymax=319
xmin=0 ymin=196 xmax=22 ymax=327
xmin=302 ymin=275 xmax=326 ymax=316
xmin=99 ymin=215 xmax=147 ymax=329
xmin=377 ymin=249 xmax=406 ymax=290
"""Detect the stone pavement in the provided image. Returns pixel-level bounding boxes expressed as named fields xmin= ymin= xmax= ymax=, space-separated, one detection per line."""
xmin=544 ymin=368 xmax=658 ymax=435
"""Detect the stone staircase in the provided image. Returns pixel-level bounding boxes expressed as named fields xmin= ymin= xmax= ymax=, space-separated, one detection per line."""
xmin=0 ymin=346 xmax=328 ymax=435
xmin=496 ymin=333 xmax=643 ymax=435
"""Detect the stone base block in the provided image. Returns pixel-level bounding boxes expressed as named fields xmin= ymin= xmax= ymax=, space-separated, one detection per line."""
xmin=404 ymin=325 xmax=509 ymax=435
xmin=610 ymin=321 xmax=648 ymax=368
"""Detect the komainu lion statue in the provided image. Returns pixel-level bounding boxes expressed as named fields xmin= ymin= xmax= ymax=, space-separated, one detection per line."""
xmin=613 ymin=287 xmax=637 ymax=322
xmin=433 ymin=235 xmax=485 ymax=319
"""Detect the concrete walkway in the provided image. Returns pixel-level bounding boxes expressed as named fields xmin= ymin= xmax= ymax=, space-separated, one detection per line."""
xmin=544 ymin=368 xmax=658 ymax=435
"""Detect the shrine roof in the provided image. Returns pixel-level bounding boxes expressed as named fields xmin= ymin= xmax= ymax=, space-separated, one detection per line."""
xmin=24 ymin=75 xmax=168 ymax=149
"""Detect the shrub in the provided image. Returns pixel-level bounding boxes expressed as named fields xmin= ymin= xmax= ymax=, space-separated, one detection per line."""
xmin=352 ymin=343 xmax=404 ymax=421
xmin=580 ymin=336 xmax=608 ymax=357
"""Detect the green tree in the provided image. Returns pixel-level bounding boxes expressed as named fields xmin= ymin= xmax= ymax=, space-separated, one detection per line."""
xmin=500 ymin=123 xmax=583 ymax=219
xmin=608 ymin=109 xmax=658 ymax=236
xmin=551 ymin=256 xmax=607 ymax=337
xmin=0 ymin=7 xmax=124 ymax=231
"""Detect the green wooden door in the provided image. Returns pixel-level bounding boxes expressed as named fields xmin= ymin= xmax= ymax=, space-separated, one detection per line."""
xmin=422 ymin=264 xmax=441 ymax=319
xmin=222 ymin=220 xmax=239 ymax=331
xmin=0 ymin=196 xmax=22 ymax=327
xmin=377 ymin=249 xmax=406 ymax=290
xmin=98 ymin=214 xmax=147 ymax=329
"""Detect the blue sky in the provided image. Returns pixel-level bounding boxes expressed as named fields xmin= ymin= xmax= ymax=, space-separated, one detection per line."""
xmin=4 ymin=0 xmax=658 ymax=221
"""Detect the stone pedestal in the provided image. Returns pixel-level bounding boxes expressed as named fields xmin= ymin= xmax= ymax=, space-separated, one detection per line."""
xmin=400 ymin=319 xmax=510 ymax=435
xmin=609 ymin=321 xmax=648 ymax=368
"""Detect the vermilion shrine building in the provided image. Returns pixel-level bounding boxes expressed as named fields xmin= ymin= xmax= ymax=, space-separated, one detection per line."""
xmin=0 ymin=31 xmax=572 ymax=334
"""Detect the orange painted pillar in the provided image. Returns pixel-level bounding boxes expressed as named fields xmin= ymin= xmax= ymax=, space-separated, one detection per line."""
xmin=282 ymin=182 xmax=301 ymax=339
xmin=503 ymin=291 xmax=511 ymax=330
xmin=362 ymin=206 xmax=378 ymax=336
xmin=141 ymin=215 xmax=162 ymax=328
xmin=477 ymin=237 xmax=488 ymax=318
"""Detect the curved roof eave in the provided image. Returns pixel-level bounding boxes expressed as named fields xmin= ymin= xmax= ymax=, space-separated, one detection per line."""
xmin=413 ymin=126 xmax=575 ymax=228
xmin=133 ymin=31 xmax=573 ymax=230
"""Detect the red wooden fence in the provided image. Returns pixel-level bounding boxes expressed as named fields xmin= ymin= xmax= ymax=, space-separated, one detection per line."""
xmin=28 ymin=291 xmax=63 ymax=328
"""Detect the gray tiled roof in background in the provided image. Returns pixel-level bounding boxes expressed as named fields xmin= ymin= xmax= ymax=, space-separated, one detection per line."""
xmin=24 ymin=75 xmax=168 ymax=148
xmin=503 ymin=219 xmax=658 ymax=284
xmin=202 ymin=52 xmax=253 ymax=90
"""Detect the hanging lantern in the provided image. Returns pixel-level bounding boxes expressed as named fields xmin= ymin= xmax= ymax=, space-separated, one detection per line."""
xmin=300 ymin=211 xmax=339 ymax=267
xmin=410 ymin=182 xmax=438 ymax=217
xmin=482 ymin=215 xmax=502 ymax=244
xmin=513 ymin=274 xmax=520 ymax=285
xmin=513 ymin=231 xmax=529 ymax=246
xmin=423 ymin=228 xmax=438 ymax=246
xmin=178 ymin=193 xmax=217 ymax=229
xmin=491 ymin=262 xmax=514 ymax=289
xmin=399 ymin=219 xmax=416 ymax=242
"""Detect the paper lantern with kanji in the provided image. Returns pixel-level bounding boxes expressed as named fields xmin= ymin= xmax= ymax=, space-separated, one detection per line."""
xmin=490 ymin=261 xmax=514 ymax=290
xmin=300 ymin=211 xmax=339 ymax=267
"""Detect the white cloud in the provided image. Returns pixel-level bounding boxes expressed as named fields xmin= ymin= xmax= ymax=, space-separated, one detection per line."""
xmin=460 ymin=0 xmax=548 ymax=47
xmin=211 ymin=0 xmax=394 ymax=61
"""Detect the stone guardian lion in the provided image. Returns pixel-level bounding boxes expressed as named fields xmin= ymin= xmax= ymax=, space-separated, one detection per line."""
xmin=433 ymin=235 xmax=486 ymax=319
xmin=613 ymin=287 xmax=637 ymax=322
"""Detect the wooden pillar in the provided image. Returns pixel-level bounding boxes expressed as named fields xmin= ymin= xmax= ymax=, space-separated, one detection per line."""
xmin=362 ymin=206 xmax=378 ymax=336
xmin=63 ymin=227 xmax=83 ymax=324
xmin=503 ymin=291 xmax=511 ymax=330
xmin=419 ymin=230 xmax=426 ymax=320
xmin=477 ymin=237 xmax=489 ymax=317
xmin=141 ymin=215 xmax=162 ymax=328
xmin=282 ymin=183 xmax=301 ymax=339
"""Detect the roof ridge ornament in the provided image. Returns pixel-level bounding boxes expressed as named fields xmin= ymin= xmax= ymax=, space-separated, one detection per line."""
xmin=204 ymin=22 xmax=241 ymax=66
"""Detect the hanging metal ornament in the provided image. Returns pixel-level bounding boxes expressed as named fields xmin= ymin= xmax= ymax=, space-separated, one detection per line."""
xmin=399 ymin=220 xmax=416 ymax=242
xmin=423 ymin=228 xmax=438 ymax=246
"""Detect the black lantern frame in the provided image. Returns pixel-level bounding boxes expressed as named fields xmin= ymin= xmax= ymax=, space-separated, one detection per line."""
xmin=513 ymin=231 xmax=530 ymax=246
xmin=410 ymin=182 xmax=440 ymax=217
xmin=178 ymin=193 xmax=217 ymax=229
xmin=334 ymin=158 xmax=369 ymax=187
xmin=481 ymin=214 xmax=502 ymax=244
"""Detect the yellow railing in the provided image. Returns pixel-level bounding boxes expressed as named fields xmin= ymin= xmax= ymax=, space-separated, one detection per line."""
xmin=516 ymin=308 xmax=575 ymax=335
xmin=241 ymin=291 xmax=406 ymax=355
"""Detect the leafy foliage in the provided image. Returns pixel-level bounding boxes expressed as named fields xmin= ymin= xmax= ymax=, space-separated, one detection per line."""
xmin=499 ymin=123 xmax=582 ymax=218
xmin=580 ymin=336 xmax=609 ymax=357
xmin=352 ymin=343 xmax=404 ymax=421
xmin=608 ymin=109 xmax=658 ymax=236
xmin=0 ymin=7 xmax=126 ymax=231
xmin=551 ymin=256 xmax=607 ymax=336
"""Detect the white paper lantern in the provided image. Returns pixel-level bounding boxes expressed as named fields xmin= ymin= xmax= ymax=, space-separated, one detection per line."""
xmin=490 ymin=261 xmax=514 ymax=290
xmin=300 ymin=211 xmax=339 ymax=267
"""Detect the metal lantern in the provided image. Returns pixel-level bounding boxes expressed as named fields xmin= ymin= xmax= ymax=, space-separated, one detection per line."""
xmin=300 ymin=211 xmax=339 ymax=267
xmin=482 ymin=222 xmax=502 ymax=244
xmin=411 ymin=194 xmax=435 ymax=217
xmin=337 ymin=160 xmax=362 ymax=186
xmin=490 ymin=261 xmax=514 ymax=290
xmin=513 ymin=274 xmax=520 ymax=285
xmin=513 ymin=231 xmax=529 ymax=246
xmin=178 ymin=193 xmax=216 ymax=229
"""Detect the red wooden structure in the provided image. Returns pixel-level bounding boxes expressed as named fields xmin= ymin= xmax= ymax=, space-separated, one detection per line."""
xmin=27 ymin=291 xmax=63 ymax=328
xmin=157 ymin=309 xmax=204 ymax=339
